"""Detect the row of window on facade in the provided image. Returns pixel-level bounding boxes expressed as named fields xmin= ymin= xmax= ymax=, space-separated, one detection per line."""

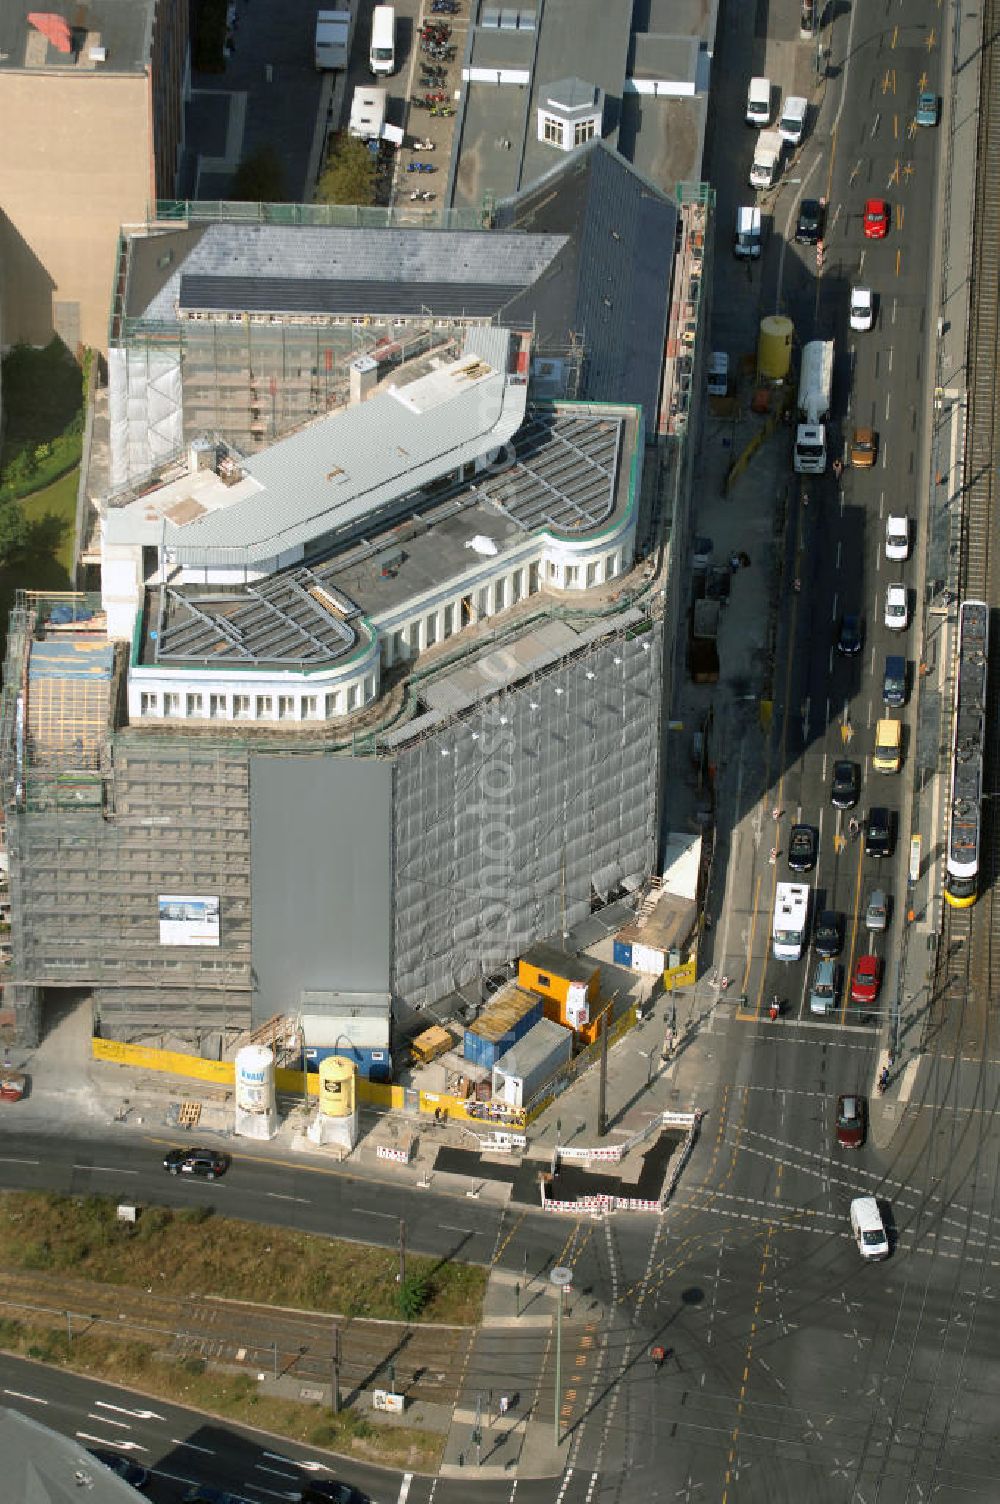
xmin=384 ymin=550 xmax=621 ymax=665
xmin=139 ymin=675 xmax=377 ymax=721
xmin=137 ymin=549 xmax=622 ymax=721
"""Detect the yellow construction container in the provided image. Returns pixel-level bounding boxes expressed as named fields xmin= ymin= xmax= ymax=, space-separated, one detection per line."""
xmin=410 ymin=1024 xmax=453 ymax=1065
xmin=757 ymin=315 xmax=794 ymax=382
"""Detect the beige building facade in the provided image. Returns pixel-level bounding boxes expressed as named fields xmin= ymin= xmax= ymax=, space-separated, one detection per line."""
xmin=0 ymin=0 xmax=188 ymax=356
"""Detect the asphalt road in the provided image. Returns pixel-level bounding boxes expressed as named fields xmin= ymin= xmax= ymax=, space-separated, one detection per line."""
xmin=708 ymin=0 xmax=945 ymax=1032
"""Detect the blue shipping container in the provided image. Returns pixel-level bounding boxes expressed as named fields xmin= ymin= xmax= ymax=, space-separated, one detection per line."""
xmin=464 ymin=991 xmax=543 ymax=1069
xmin=613 ymin=939 xmax=633 ymax=968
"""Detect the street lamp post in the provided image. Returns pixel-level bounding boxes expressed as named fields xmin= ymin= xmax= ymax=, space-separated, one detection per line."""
xmin=550 ymin=1266 xmax=573 ymax=1447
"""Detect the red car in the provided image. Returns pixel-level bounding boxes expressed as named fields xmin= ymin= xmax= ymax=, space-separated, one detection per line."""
xmin=836 ymin=1094 xmax=866 ymax=1148
xmin=850 ymin=953 xmax=882 ymax=1004
xmin=864 ymin=198 xmax=889 ymax=239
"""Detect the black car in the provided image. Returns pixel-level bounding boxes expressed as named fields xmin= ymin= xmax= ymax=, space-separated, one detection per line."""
xmin=865 ymin=806 xmax=894 ymax=858
xmin=831 ymin=759 xmax=861 ymax=809
xmin=814 ymin=909 xmax=843 ymax=957
xmin=788 ymin=824 xmax=818 ymax=872
xmin=163 ymin=1146 xmax=230 ymax=1179
xmin=837 ymin=613 xmax=863 ymax=655
xmin=795 ymin=197 xmax=825 ymax=244
xmin=90 ymin=1451 xmax=151 ymax=1490
xmin=299 ymin=1483 xmax=370 ymax=1504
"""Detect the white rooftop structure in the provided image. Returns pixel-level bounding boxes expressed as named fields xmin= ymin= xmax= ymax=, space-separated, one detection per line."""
xmin=105 ymin=325 xmax=527 ymax=569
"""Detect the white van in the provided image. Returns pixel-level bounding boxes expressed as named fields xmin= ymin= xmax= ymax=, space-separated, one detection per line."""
xmin=745 ymin=76 xmax=772 ymax=127
xmin=369 ymin=4 xmax=395 ymax=76
xmin=850 ymin=1196 xmax=889 ymax=1261
xmin=733 ymin=206 xmax=763 ymax=259
xmin=779 ymin=95 xmax=808 ymax=145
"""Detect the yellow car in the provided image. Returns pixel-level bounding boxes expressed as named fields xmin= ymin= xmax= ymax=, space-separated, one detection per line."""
xmin=850 ymin=426 xmax=877 ymax=467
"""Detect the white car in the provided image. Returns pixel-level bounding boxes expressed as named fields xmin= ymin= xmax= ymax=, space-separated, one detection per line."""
xmin=885 ymin=514 xmax=910 ymax=561
xmin=850 ymin=287 xmax=874 ymax=331
xmin=884 ymin=583 xmax=909 ymax=631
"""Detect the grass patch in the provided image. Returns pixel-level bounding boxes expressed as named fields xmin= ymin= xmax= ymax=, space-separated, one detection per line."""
xmin=0 ymin=466 xmax=78 ymax=656
xmin=0 ymin=340 xmax=85 ymax=501
xmin=0 ymin=1192 xmax=487 ymax=1325
xmin=0 ymin=1315 xmax=443 ymax=1470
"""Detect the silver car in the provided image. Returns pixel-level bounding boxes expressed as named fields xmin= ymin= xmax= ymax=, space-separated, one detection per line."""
xmin=866 ymin=889 xmax=888 ymax=931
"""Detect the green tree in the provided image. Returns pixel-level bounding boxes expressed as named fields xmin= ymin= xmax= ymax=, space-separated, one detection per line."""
xmin=0 ymin=501 xmax=29 ymax=565
xmin=396 ymin=1272 xmax=430 ymax=1320
xmin=230 ymin=145 xmax=287 ymax=203
xmin=315 ymin=133 xmax=376 ymax=206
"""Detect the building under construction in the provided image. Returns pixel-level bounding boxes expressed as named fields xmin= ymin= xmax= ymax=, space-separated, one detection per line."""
xmin=1 ymin=145 xmax=711 ymax=1053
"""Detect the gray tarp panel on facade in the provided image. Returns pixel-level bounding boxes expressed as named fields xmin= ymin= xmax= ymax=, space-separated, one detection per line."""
xmin=250 ymin=754 xmax=392 ymax=1022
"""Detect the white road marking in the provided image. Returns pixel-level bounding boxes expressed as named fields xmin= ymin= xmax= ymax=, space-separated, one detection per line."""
xmin=836 ymin=541 xmax=842 ymax=569
xmin=255 ymin=1463 xmax=299 ymax=1478
xmin=352 ymin=1208 xmax=395 ymax=1219
xmin=170 ymin=1439 xmax=216 ymax=1454
xmin=75 ymin=1433 xmax=147 ymax=1452
xmin=0 ymin=1158 xmax=40 ymax=1166
xmin=95 ymin=1401 xmax=164 ymax=1420
xmin=88 ymin=1413 xmax=130 ymax=1429
xmin=3 ymin=1388 xmax=46 ymax=1404
xmin=72 ymin=1166 xmax=139 ymax=1175
xmin=398 ymin=1473 xmax=414 ymax=1503
xmin=261 ymin=1452 xmax=330 ymax=1472
xmin=264 ymin=1193 xmax=311 ymax=1204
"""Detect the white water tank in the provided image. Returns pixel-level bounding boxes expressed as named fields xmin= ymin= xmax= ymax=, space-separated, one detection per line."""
xmin=234 ymin=1044 xmax=277 ymax=1140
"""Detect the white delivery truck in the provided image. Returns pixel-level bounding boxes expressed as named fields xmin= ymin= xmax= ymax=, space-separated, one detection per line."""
xmin=750 ymin=130 xmax=783 ymax=190
xmin=772 ymin=881 xmax=810 ymax=961
xmin=794 ymin=339 xmax=834 ymax=474
xmin=349 ymin=85 xmax=386 ymax=141
xmin=369 ymin=3 xmax=395 ymax=75
xmin=314 ymin=8 xmax=352 ymax=69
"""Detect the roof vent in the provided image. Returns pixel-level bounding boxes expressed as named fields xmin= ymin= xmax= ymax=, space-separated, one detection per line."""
xmin=89 ymin=44 xmax=107 ymax=61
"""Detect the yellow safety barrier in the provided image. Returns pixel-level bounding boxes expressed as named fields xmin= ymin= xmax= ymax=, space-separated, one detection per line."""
xmin=663 ymin=958 xmax=697 ymax=991
xmin=92 ymin=1037 xmax=233 ymax=1086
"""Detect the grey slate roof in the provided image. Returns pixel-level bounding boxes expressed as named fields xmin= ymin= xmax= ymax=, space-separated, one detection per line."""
xmin=129 ymin=225 xmax=569 ymax=324
xmin=0 ymin=0 xmax=154 ymax=73
xmin=178 ymin=273 xmax=528 ymax=319
xmin=498 ymin=141 xmax=676 ymax=429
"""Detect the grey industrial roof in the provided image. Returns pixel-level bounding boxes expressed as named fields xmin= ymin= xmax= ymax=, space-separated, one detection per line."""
xmin=0 ymin=0 xmax=154 ymax=73
xmin=0 ymin=1407 xmax=141 ymax=1501
xmin=319 ymin=406 xmax=630 ymax=620
xmin=146 ymin=403 xmax=632 ymax=665
xmin=128 ymin=225 xmax=569 ymax=324
xmin=145 ymin=569 xmax=360 ymax=669
xmin=498 ymin=142 xmax=676 ymax=430
xmin=520 ymin=941 xmax=600 ymax=984
xmin=109 ymin=325 xmax=527 ymax=565
xmin=494 ymin=1016 xmax=572 ymax=1078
